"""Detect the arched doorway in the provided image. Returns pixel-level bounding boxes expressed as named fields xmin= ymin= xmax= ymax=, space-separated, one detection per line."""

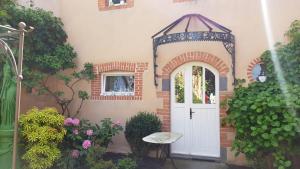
xmin=170 ymin=62 xmax=220 ymax=158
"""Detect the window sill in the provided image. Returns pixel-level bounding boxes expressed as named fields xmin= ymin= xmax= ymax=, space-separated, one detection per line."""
xmin=101 ymin=92 xmax=134 ymax=96
xmin=92 ymin=95 xmax=141 ymax=100
xmin=109 ymin=3 xmax=127 ymax=7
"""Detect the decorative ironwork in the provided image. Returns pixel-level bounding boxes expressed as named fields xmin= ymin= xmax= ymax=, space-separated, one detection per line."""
xmin=0 ymin=23 xmax=33 ymax=169
xmin=152 ymin=13 xmax=236 ymax=86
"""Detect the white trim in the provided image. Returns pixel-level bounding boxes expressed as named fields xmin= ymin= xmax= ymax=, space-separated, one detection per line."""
xmin=171 ymin=62 xmax=220 ymax=158
xmin=101 ymin=72 xmax=135 ymax=96
xmin=108 ymin=0 xmax=127 ymax=6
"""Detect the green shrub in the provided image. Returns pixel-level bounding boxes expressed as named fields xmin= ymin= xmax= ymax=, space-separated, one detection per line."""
xmin=226 ymin=20 xmax=300 ymax=169
xmin=19 ymin=107 xmax=66 ymax=169
xmin=227 ymin=82 xmax=299 ymax=169
xmin=94 ymin=118 xmax=123 ymax=147
xmin=86 ymin=146 xmax=117 ymax=169
xmin=117 ymin=158 xmax=137 ymax=169
xmin=125 ymin=112 xmax=162 ymax=157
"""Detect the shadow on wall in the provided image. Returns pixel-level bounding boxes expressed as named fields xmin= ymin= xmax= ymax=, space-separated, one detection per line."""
xmin=21 ymin=90 xmax=58 ymax=113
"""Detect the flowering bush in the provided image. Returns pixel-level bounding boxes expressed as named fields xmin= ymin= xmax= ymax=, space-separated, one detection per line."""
xmin=95 ymin=118 xmax=123 ymax=147
xmin=56 ymin=118 xmax=123 ymax=169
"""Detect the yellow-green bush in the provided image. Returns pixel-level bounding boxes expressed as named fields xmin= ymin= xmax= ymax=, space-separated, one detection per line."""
xmin=19 ymin=107 xmax=66 ymax=169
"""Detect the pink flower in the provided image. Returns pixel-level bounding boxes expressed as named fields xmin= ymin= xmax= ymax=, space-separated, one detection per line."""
xmin=113 ymin=120 xmax=122 ymax=127
xmin=82 ymin=140 xmax=92 ymax=149
xmin=115 ymin=120 xmax=121 ymax=125
xmin=71 ymin=149 xmax=80 ymax=159
xmin=86 ymin=129 xmax=93 ymax=136
xmin=64 ymin=118 xmax=73 ymax=126
xmin=72 ymin=118 xmax=80 ymax=126
xmin=73 ymin=129 xmax=79 ymax=135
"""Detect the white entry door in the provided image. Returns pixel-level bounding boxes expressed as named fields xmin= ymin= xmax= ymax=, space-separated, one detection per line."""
xmin=171 ymin=62 xmax=220 ymax=158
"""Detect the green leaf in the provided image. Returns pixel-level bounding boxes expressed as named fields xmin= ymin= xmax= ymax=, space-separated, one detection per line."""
xmin=284 ymin=161 xmax=292 ymax=167
xmin=283 ymin=125 xmax=292 ymax=131
xmin=250 ymin=105 xmax=257 ymax=110
xmin=262 ymin=133 xmax=269 ymax=139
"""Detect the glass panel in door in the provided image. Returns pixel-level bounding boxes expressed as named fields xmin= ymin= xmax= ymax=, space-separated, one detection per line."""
xmin=205 ymin=68 xmax=216 ymax=104
xmin=175 ymin=71 xmax=185 ymax=103
xmin=192 ymin=66 xmax=203 ymax=104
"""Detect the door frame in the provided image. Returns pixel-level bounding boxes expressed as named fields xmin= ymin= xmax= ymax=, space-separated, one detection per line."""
xmin=170 ymin=62 xmax=220 ymax=158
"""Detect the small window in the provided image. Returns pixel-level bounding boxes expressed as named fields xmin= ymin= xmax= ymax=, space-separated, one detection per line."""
xmin=109 ymin=0 xmax=126 ymax=6
xmin=252 ymin=64 xmax=267 ymax=82
xmin=102 ymin=73 xmax=134 ymax=96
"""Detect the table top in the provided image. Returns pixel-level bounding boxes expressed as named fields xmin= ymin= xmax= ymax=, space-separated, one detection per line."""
xmin=142 ymin=132 xmax=183 ymax=144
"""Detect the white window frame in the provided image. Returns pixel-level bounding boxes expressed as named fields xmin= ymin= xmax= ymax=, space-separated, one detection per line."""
xmin=108 ymin=0 xmax=127 ymax=6
xmin=101 ymin=72 xmax=135 ymax=96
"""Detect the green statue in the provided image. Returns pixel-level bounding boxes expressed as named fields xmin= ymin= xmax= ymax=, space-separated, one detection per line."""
xmin=0 ymin=62 xmax=16 ymax=129
xmin=0 ymin=62 xmax=17 ymax=169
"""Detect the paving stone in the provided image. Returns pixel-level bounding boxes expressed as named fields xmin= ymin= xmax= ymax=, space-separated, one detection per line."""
xmin=164 ymin=159 xmax=228 ymax=169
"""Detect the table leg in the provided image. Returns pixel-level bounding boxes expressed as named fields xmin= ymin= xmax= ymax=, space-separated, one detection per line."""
xmin=158 ymin=144 xmax=179 ymax=169
xmin=159 ymin=144 xmax=168 ymax=161
xmin=170 ymin=156 xmax=178 ymax=169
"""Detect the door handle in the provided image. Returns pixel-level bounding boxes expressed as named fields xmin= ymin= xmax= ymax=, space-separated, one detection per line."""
xmin=190 ymin=108 xmax=195 ymax=119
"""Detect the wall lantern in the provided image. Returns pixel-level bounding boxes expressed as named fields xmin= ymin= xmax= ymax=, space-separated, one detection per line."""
xmin=257 ymin=64 xmax=267 ymax=83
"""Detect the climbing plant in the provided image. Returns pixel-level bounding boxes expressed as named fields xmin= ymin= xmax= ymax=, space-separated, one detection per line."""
xmin=0 ymin=0 xmax=14 ymax=23
xmin=1 ymin=4 xmax=94 ymax=116
xmin=226 ymin=20 xmax=300 ymax=169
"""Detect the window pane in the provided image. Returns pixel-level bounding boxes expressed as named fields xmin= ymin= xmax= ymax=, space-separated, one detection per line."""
xmin=109 ymin=0 xmax=126 ymax=5
xmin=105 ymin=75 xmax=134 ymax=92
xmin=192 ymin=66 xmax=203 ymax=104
xmin=252 ymin=64 xmax=262 ymax=81
xmin=205 ymin=69 xmax=216 ymax=104
xmin=175 ymin=71 xmax=184 ymax=103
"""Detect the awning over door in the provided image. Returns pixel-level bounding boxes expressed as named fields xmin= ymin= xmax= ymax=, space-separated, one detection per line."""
xmin=152 ymin=13 xmax=235 ymax=86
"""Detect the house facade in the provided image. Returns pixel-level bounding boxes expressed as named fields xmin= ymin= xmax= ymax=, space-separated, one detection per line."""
xmin=20 ymin=0 xmax=300 ymax=165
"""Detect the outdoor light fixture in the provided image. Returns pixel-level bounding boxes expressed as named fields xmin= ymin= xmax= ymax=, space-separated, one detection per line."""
xmin=257 ymin=64 xmax=267 ymax=83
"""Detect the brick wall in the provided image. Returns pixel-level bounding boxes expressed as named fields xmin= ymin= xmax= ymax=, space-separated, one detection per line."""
xmin=220 ymin=91 xmax=234 ymax=148
xmin=91 ymin=62 xmax=148 ymax=100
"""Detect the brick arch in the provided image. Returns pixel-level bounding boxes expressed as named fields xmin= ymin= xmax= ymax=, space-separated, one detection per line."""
xmin=247 ymin=57 xmax=262 ymax=82
xmin=156 ymin=51 xmax=233 ymax=149
xmin=162 ymin=51 xmax=229 ymax=78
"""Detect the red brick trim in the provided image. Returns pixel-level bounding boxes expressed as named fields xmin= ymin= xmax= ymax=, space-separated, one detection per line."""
xmin=174 ymin=0 xmax=194 ymax=2
xmin=220 ymin=91 xmax=234 ymax=148
xmin=162 ymin=51 xmax=229 ymax=79
xmin=91 ymin=62 xmax=148 ymax=100
xmin=247 ymin=57 xmax=262 ymax=82
xmin=156 ymin=51 xmax=233 ymax=148
xmin=98 ymin=0 xmax=134 ymax=11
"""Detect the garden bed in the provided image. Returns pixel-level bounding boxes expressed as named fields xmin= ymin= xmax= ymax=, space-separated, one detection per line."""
xmin=104 ymin=152 xmax=161 ymax=169
xmin=104 ymin=152 xmax=253 ymax=169
xmin=226 ymin=164 xmax=252 ymax=169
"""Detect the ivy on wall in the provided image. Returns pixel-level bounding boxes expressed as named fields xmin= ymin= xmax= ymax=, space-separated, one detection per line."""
xmin=226 ymin=21 xmax=300 ymax=169
xmin=0 ymin=4 xmax=94 ymax=117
